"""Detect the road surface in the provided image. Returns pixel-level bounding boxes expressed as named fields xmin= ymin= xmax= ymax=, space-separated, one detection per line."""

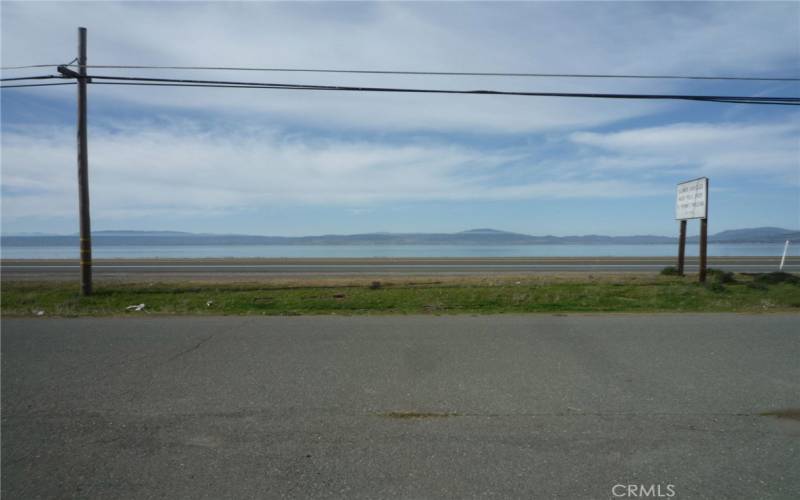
xmin=2 ymin=256 xmax=797 ymax=281
xmin=2 ymin=315 xmax=799 ymax=498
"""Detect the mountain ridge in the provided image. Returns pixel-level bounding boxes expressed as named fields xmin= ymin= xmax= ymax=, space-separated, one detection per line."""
xmin=2 ymin=227 xmax=798 ymax=246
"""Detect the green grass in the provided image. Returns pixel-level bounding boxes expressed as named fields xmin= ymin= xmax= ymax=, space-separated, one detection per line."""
xmin=3 ymin=273 xmax=799 ymax=317
xmin=659 ymin=266 xmax=682 ymax=276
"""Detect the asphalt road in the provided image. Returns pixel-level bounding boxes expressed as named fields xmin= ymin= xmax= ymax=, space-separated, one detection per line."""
xmin=2 ymin=315 xmax=799 ymax=499
xmin=2 ymin=256 xmax=796 ymax=281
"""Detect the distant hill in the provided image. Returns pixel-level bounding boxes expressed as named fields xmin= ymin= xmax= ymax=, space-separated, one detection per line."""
xmin=459 ymin=228 xmax=516 ymax=235
xmin=89 ymin=230 xmax=193 ymax=237
xmin=3 ymin=227 xmax=798 ymax=247
xmin=694 ymin=227 xmax=798 ymax=243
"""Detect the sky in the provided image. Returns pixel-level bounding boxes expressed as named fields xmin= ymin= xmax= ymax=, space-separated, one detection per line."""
xmin=1 ymin=1 xmax=799 ymax=237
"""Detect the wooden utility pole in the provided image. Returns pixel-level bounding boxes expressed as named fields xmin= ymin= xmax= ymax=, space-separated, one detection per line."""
xmin=77 ymin=27 xmax=92 ymax=295
xmin=57 ymin=28 xmax=92 ymax=294
xmin=677 ymin=219 xmax=687 ymax=275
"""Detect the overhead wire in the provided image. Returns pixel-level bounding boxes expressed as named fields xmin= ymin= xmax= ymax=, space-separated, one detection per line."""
xmin=0 ymin=74 xmax=70 ymax=89
xmin=0 ymin=75 xmax=61 ymax=82
xmin=0 ymin=64 xmax=63 ymax=70
xmin=88 ymin=81 xmax=799 ymax=105
xmin=86 ymin=74 xmax=800 ymax=105
xmin=0 ymin=82 xmax=76 ymax=88
xmin=1 ymin=59 xmax=75 ymax=71
xmin=52 ymin=64 xmax=800 ymax=82
xmin=2 ymin=68 xmax=797 ymax=105
xmin=4 ymin=62 xmax=800 ymax=82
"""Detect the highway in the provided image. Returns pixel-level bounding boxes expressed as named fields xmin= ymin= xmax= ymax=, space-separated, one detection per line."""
xmin=2 ymin=315 xmax=799 ymax=498
xmin=1 ymin=256 xmax=797 ymax=281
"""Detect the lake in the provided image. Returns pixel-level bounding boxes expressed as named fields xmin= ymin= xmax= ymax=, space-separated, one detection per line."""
xmin=0 ymin=243 xmax=793 ymax=259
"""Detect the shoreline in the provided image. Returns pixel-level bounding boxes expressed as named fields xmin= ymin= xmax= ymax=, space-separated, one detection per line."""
xmin=2 ymin=256 xmax=796 ymax=283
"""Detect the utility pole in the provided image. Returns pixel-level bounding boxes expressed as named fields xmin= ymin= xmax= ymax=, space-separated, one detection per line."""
xmin=76 ymin=27 xmax=92 ymax=295
xmin=58 ymin=28 xmax=92 ymax=294
xmin=57 ymin=29 xmax=92 ymax=295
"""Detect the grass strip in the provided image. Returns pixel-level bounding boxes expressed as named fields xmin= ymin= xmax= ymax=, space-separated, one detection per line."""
xmin=2 ymin=273 xmax=799 ymax=317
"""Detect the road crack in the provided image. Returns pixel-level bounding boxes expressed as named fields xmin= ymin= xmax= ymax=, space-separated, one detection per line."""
xmin=166 ymin=333 xmax=215 ymax=362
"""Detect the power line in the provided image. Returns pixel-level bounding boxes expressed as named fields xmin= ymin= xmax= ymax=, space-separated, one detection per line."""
xmin=0 ymin=64 xmax=62 ymax=70
xmin=0 ymin=75 xmax=60 ymax=82
xmin=0 ymin=82 xmax=76 ymax=89
xmin=67 ymin=65 xmax=800 ymax=82
xmin=93 ymin=82 xmax=319 ymax=89
xmin=86 ymin=74 xmax=800 ymax=105
xmin=3 ymin=63 xmax=799 ymax=82
xmin=1 ymin=59 xmax=75 ymax=70
xmin=698 ymin=99 xmax=800 ymax=106
xmin=4 ymin=72 xmax=797 ymax=105
xmin=90 ymin=81 xmax=799 ymax=105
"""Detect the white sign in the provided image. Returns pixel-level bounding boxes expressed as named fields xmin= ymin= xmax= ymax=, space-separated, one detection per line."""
xmin=675 ymin=177 xmax=708 ymax=220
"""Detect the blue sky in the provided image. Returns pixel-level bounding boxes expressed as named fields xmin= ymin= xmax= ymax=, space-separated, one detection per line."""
xmin=1 ymin=1 xmax=798 ymax=236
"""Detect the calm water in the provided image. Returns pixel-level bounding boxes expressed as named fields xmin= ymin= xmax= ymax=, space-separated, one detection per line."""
xmin=0 ymin=243 xmax=793 ymax=259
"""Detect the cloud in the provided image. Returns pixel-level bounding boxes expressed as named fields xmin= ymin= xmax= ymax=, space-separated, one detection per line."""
xmin=2 ymin=2 xmax=797 ymax=133
xmin=1 ymin=120 xmax=667 ymax=221
xmin=2 ymin=3 xmax=798 ymax=233
xmin=570 ymin=120 xmax=800 ymax=179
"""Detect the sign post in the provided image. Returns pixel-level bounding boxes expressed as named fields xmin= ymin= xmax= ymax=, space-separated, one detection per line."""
xmin=675 ymin=177 xmax=708 ymax=282
xmin=677 ymin=219 xmax=687 ymax=275
xmin=699 ymin=217 xmax=708 ymax=283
